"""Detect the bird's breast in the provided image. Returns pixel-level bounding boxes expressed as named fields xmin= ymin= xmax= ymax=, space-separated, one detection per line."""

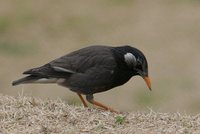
xmin=112 ymin=69 xmax=134 ymax=87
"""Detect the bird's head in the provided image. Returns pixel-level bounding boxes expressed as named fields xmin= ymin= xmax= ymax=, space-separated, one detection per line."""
xmin=122 ymin=46 xmax=152 ymax=91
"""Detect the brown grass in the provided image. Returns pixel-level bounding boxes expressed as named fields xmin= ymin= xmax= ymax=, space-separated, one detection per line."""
xmin=0 ymin=94 xmax=200 ymax=134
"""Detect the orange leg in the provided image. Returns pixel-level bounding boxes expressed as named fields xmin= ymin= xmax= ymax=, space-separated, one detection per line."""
xmin=77 ymin=93 xmax=88 ymax=107
xmin=86 ymin=95 xmax=118 ymax=113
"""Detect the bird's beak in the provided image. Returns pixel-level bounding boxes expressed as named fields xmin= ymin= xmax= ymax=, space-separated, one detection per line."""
xmin=143 ymin=76 xmax=152 ymax=91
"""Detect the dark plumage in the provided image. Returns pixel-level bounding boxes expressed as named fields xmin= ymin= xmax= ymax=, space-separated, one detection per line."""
xmin=12 ymin=45 xmax=151 ymax=112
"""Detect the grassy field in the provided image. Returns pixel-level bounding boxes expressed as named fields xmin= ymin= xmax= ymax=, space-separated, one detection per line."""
xmin=1 ymin=94 xmax=200 ymax=134
xmin=0 ymin=0 xmax=200 ymax=114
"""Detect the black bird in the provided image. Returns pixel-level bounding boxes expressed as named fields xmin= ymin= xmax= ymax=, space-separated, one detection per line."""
xmin=12 ymin=45 xmax=151 ymax=112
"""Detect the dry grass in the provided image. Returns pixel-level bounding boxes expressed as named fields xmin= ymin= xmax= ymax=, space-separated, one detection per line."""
xmin=0 ymin=94 xmax=200 ymax=134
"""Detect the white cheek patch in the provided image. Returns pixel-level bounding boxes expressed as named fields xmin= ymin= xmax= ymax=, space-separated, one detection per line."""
xmin=124 ymin=53 xmax=136 ymax=66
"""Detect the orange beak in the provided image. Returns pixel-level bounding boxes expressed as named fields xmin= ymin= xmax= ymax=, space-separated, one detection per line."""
xmin=144 ymin=76 xmax=152 ymax=91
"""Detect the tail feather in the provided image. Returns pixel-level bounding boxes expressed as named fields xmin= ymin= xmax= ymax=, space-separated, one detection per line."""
xmin=12 ymin=75 xmax=41 ymax=86
xmin=12 ymin=75 xmax=58 ymax=86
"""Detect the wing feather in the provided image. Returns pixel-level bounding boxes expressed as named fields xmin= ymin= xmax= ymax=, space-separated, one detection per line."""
xmin=23 ymin=46 xmax=116 ymax=79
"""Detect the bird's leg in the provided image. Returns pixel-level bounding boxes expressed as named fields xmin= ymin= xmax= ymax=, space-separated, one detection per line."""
xmin=77 ymin=93 xmax=88 ymax=107
xmin=86 ymin=94 xmax=118 ymax=113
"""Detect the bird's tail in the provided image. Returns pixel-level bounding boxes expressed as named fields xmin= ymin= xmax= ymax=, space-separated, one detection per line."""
xmin=12 ymin=75 xmax=41 ymax=86
xmin=12 ymin=75 xmax=58 ymax=86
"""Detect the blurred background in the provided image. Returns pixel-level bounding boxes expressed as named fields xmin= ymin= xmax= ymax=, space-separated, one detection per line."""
xmin=1 ymin=0 xmax=200 ymax=114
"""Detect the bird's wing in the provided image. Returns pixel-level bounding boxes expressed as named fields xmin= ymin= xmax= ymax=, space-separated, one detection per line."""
xmin=49 ymin=46 xmax=115 ymax=73
xmin=23 ymin=46 xmax=116 ymax=78
xmin=23 ymin=63 xmax=75 ymax=78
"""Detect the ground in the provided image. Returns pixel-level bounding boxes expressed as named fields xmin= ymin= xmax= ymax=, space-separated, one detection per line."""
xmin=0 ymin=94 xmax=200 ymax=134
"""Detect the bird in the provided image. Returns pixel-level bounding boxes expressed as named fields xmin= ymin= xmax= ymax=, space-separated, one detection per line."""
xmin=12 ymin=45 xmax=151 ymax=112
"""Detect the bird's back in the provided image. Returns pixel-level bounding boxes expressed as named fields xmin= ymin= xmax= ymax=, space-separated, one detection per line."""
xmin=50 ymin=45 xmax=116 ymax=73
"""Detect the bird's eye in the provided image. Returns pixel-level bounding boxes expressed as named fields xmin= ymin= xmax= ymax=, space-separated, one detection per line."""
xmin=136 ymin=58 xmax=142 ymax=69
xmin=136 ymin=64 xmax=142 ymax=70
